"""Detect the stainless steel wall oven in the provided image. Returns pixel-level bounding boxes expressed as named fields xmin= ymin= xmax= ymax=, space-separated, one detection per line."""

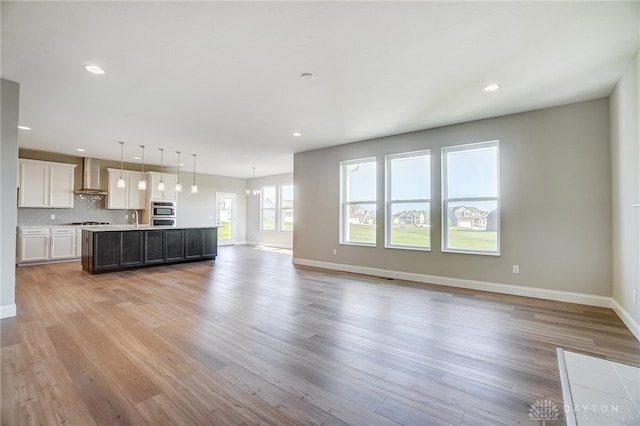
xmin=150 ymin=201 xmax=176 ymax=227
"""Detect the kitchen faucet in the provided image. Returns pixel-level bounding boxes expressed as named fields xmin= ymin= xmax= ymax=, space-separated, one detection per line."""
xmin=132 ymin=210 xmax=139 ymax=228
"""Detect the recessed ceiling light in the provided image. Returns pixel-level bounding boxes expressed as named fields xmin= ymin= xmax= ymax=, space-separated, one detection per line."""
xmin=18 ymin=125 xmax=31 ymax=130
xmin=483 ymin=84 xmax=501 ymax=92
xmin=84 ymin=65 xmax=105 ymax=75
xmin=76 ymin=148 xmax=86 ymax=152
xmin=292 ymin=132 xmax=302 ymax=137
xmin=300 ymin=73 xmax=314 ymax=80
xmin=133 ymin=156 xmax=141 ymax=160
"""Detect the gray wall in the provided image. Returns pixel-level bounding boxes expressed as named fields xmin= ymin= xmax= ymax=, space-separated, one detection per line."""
xmin=246 ymin=172 xmax=293 ymax=248
xmin=1 ymin=79 xmax=19 ymax=318
xmin=294 ymin=98 xmax=612 ymax=296
xmin=611 ymin=51 xmax=640 ymax=328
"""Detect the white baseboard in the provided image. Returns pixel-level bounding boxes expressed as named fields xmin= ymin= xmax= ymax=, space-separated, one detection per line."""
xmin=0 ymin=304 xmax=16 ymax=319
xmin=292 ymin=258 xmax=613 ymax=308
xmin=611 ymin=298 xmax=640 ymax=341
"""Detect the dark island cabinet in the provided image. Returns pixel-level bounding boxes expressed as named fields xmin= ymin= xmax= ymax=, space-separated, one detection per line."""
xmin=165 ymin=229 xmax=185 ymax=261
xmin=144 ymin=230 xmax=164 ymax=264
xmin=203 ymin=228 xmax=217 ymax=256
xmin=82 ymin=227 xmax=217 ymax=274
xmin=92 ymin=232 xmax=120 ymax=271
xmin=186 ymin=228 xmax=217 ymax=259
xmin=121 ymin=230 xmax=144 ymax=267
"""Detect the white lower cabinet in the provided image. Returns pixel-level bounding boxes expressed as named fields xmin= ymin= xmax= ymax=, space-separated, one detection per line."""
xmin=19 ymin=228 xmax=50 ymax=263
xmin=50 ymin=228 xmax=77 ymax=260
xmin=18 ymin=227 xmax=81 ymax=264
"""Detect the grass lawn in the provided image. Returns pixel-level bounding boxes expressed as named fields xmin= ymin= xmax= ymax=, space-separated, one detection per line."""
xmin=262 ymin=220 xmax=275 ymax=231
xmin=219 ymin=221 xmax=231 ymax=240
xmin=390 ymin=227 xmax=430 ymax=247
xmin=448 ymin=227 xmax=497 ymax=251
xmin=347 ymin=224 xmax=496 ymax=251
xmin=347 ymin=224 xmax=376 ymax=244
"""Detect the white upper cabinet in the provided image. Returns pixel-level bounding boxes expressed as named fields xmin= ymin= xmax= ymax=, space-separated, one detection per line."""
xmin=128 ymin=171 xmax=147 ymax=209
xmin=107 ymin=168 xmax=148 ymax=209
xmin=147 ymin=171 xmax=178 ymax=201
xmin=18 ymin=159 xmax=76 ymax=208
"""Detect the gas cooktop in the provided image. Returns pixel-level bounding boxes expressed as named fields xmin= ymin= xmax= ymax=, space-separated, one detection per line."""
xmin=71 ymin=221 xmax=110 ymax=225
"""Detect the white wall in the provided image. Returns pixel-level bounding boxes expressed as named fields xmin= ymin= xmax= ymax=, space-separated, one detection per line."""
xmin=245 ymin=172 xmax=293 ymax=248
xmin=293 ymin=99 xmax=612 ymax=304
xmin=1 ymin=79 xmax=20 ymax=318
xmin=610 ymin=50 xmax=640 ymax=339
xmin=176 ymin=171 xmax=247 ymax=243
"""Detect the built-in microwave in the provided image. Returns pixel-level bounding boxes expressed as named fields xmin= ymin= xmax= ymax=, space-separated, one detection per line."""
xmin=151 ymin=201 xmax=176 ymax=217
xmin=151 ymin=217 xmax=176 ymax=227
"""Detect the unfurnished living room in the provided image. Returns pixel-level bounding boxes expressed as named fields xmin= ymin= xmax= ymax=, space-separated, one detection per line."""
xmin=1 ymin=2 xmax=639 ymax=426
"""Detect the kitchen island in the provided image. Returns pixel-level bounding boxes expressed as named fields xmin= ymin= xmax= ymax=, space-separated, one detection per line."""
xmin=82 ymin=226 xmax=217 ymax=274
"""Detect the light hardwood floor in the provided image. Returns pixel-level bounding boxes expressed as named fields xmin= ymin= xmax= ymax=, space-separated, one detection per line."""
xmin=2 ymin=246 xmax=638 ymax=425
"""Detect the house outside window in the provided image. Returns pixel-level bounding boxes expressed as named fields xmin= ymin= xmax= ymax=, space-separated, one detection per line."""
xmin=385 ymin=151 xmax=431 ymax=250
xmin=340 ymin=158 xmax=376 ymax=246
xmin=442 ymin=140 xmax=500 ymax=255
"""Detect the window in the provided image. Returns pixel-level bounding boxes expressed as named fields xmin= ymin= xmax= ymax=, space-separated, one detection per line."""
xmin=340 ymin=158 xmax=377 ymax=245
xmin=385 ymin=151 xmax=430 ymax=250
xmin=280 ymin=184 xmax=294 ymax=231
xmin=260 ymin=184 xmax=294 ymax=231
xmin=261 ymin=186 xmax=276 ymax=231
xmin=442 ymin=141 xmax=500 ymax=255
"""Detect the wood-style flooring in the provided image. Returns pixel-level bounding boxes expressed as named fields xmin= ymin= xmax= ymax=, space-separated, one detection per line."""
xmin=2 ymin=245 xmax=639 ymax=425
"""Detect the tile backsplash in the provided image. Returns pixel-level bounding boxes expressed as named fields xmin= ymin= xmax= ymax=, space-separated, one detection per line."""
xmin=18 ymin=194 xmax=136 ymax=226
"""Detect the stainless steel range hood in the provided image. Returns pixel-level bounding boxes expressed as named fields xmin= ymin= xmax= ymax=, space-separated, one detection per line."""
xmin=74 ymin=158 xmax=108 ymax=195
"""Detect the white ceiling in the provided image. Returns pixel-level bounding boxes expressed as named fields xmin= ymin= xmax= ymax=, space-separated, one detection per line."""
xmin=2 ymin=1 xmax=638 ymax=179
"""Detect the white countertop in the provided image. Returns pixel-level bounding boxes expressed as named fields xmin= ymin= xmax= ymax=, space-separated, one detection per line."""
xmin=18 ymin=224 xmax=149 ymax=229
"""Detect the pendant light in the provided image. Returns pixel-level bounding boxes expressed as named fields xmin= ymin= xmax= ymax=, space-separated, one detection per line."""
xmin=116 ymin=141 xmax=126 ymax=189
xmin=246 ymin=166 xmax=260 ymax=195
xmin=138 ymin=145 xmax=147 ymax=190
xmin=157 ymin=148 xmax=165 ymax=192
xmin=175 ymin=151 xmax=182 ymax=192
xmin=191 ymin=153 xmax=198 ymax=194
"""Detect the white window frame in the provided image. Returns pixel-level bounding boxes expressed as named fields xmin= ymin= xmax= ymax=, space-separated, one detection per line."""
xmin=441 ymin=140 xmax=500 ymax=255
xmin=385 ymin=150 xmax=431 ymax=251
xmin=279 ymin=184 xmax=294 ymax=232
xmin=340 ymin=158 xmax=377 ymax=246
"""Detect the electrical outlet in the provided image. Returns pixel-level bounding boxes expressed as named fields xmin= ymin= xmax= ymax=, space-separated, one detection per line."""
xmin=333 ymin=248 xmax=337 ymax=255
xmin=50 ymin=214 xmax=55 ymax=220
xmin=513 ymin=265 xmax=520 ymax=274
xmin=634 ymin=290 xmax=638 ymax=304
